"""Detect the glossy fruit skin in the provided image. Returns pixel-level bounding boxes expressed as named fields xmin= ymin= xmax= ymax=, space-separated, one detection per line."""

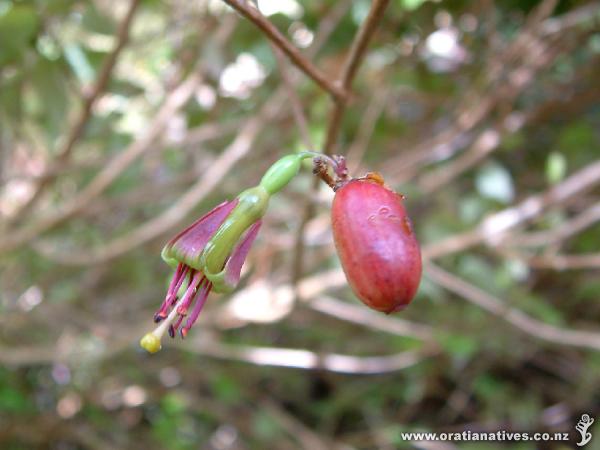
xmin=331 ymin=179 xmax=422 ymax=313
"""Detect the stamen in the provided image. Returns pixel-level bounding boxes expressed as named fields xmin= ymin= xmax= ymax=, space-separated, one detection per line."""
xmin=153 ymin=265 xmax=191 ymax=322
xmin=170 ymin=272 xmax=205 ymax=337
xmin=181 ymin=281 xmax=212 ymax=338
xmin=174 ymin=272 xmax=205 ymax=316
xmin=169 ymin=316 xmax=183 ymax=338
xmin=140 ymin=271 xmax=204 ymax=353
xmin=168 ymin=264 xmax=190 ymax=297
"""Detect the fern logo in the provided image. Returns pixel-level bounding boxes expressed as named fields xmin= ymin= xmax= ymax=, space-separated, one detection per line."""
xmin=575 ymin=414 xmax=594 ymax=447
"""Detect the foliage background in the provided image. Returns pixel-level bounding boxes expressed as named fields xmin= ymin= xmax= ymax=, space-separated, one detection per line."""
xmin=1 ymin=0 xmax=600 ymax=448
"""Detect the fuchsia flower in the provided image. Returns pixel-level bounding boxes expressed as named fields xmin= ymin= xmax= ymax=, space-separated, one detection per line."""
xmin=141 ymin=153 xmax=314 ymax=353
xmin=153 ymin=199 xmax=262 ymax=340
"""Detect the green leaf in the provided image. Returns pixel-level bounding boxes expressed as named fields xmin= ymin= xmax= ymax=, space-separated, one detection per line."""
xmin=0 ymin=5 xmax=39 ymax=65
xmin=0 ymin=385 xmax=32 ymax=414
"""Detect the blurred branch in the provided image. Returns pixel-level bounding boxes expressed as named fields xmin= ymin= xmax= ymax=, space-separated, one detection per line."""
xmin=187 ymin=339 xmax=436 ymax=374
xmin=540 ymin=1 xmax=600 ymax=35
xmin=222 ymin=0 xmax=347 ymax=100
xmin=505 ymin=201 xmax=600 ymax=248
xmin=8 ymin=0 xmax=141 ymax=224
xmin=32 ymin=93 xmax=284 ymax=265
xmin=309 ymin=1 xmax=353 ymax=52
xmin=388 ymin=0 xmax=586 ymax=181
xmin=0 ymin=72 xmax=202 ymax=254
xmin=307 ymin=295 xmax=435 ymax=342
xmin=418 ymin=126 xmax=503 ymax=193
xmin=507 ymin=251 xmax=600 ymax=271
xmin=426 ymin=262 xmax=600 ymax=351
xmin=424 ymin=159 xmax=600 ymax=260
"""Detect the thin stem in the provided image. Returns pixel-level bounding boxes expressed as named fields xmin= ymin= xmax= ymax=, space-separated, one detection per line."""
xmin=222 ymin=0 xmax=347 ymax=100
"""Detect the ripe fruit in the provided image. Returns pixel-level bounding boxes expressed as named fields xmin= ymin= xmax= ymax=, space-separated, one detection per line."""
xmin=331 ymin=175 xmax=422 ymax=313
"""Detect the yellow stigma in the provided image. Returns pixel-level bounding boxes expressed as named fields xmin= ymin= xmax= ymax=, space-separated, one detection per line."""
xmin=140 ymin=333 xmax=162 ymax=353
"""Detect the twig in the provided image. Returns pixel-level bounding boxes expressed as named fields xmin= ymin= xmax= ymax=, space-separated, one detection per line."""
xmin=186 ymin=340 xmax=435 ymax=374
xmin=506 ymin=201 xmax=600 ymax=247
xmin=307 ymin=295 xmax=435 ymax=342
xmin=222 ymin=0 xmax=347 ymax=100
xmin=426 ymin=262 xmax=600 ymax=351
xmin=509 ymin=251 xmax=600 ymax=271
xmin=424 ymin=159 xmax=600 ymax=260
xmin=8 ymin=0 xmax=141 ymax=224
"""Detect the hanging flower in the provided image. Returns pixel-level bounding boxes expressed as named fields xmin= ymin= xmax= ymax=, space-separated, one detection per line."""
xmin=140 ymin=153 xmax=314 ymax=353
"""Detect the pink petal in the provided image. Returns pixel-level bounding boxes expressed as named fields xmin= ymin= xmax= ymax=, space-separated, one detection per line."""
xmin=166 ymin=199 xmax=239 ymax=263
xmin=223 ymin=220 xmax=262 ymax=288
xmin=175 ymin=271 xmax=205 ymax=316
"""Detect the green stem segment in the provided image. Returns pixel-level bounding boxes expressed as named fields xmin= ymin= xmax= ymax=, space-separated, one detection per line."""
xmin=259 ymin=152 xmax=317 ymax=195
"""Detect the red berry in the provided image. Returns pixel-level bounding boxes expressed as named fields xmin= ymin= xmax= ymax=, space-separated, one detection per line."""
xmin=331 ymin=177 xmax=422 ymax=313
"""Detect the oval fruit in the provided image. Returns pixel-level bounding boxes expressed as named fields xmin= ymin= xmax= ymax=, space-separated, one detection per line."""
xmin=331 ymin=177 xmax=422 ymax=313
